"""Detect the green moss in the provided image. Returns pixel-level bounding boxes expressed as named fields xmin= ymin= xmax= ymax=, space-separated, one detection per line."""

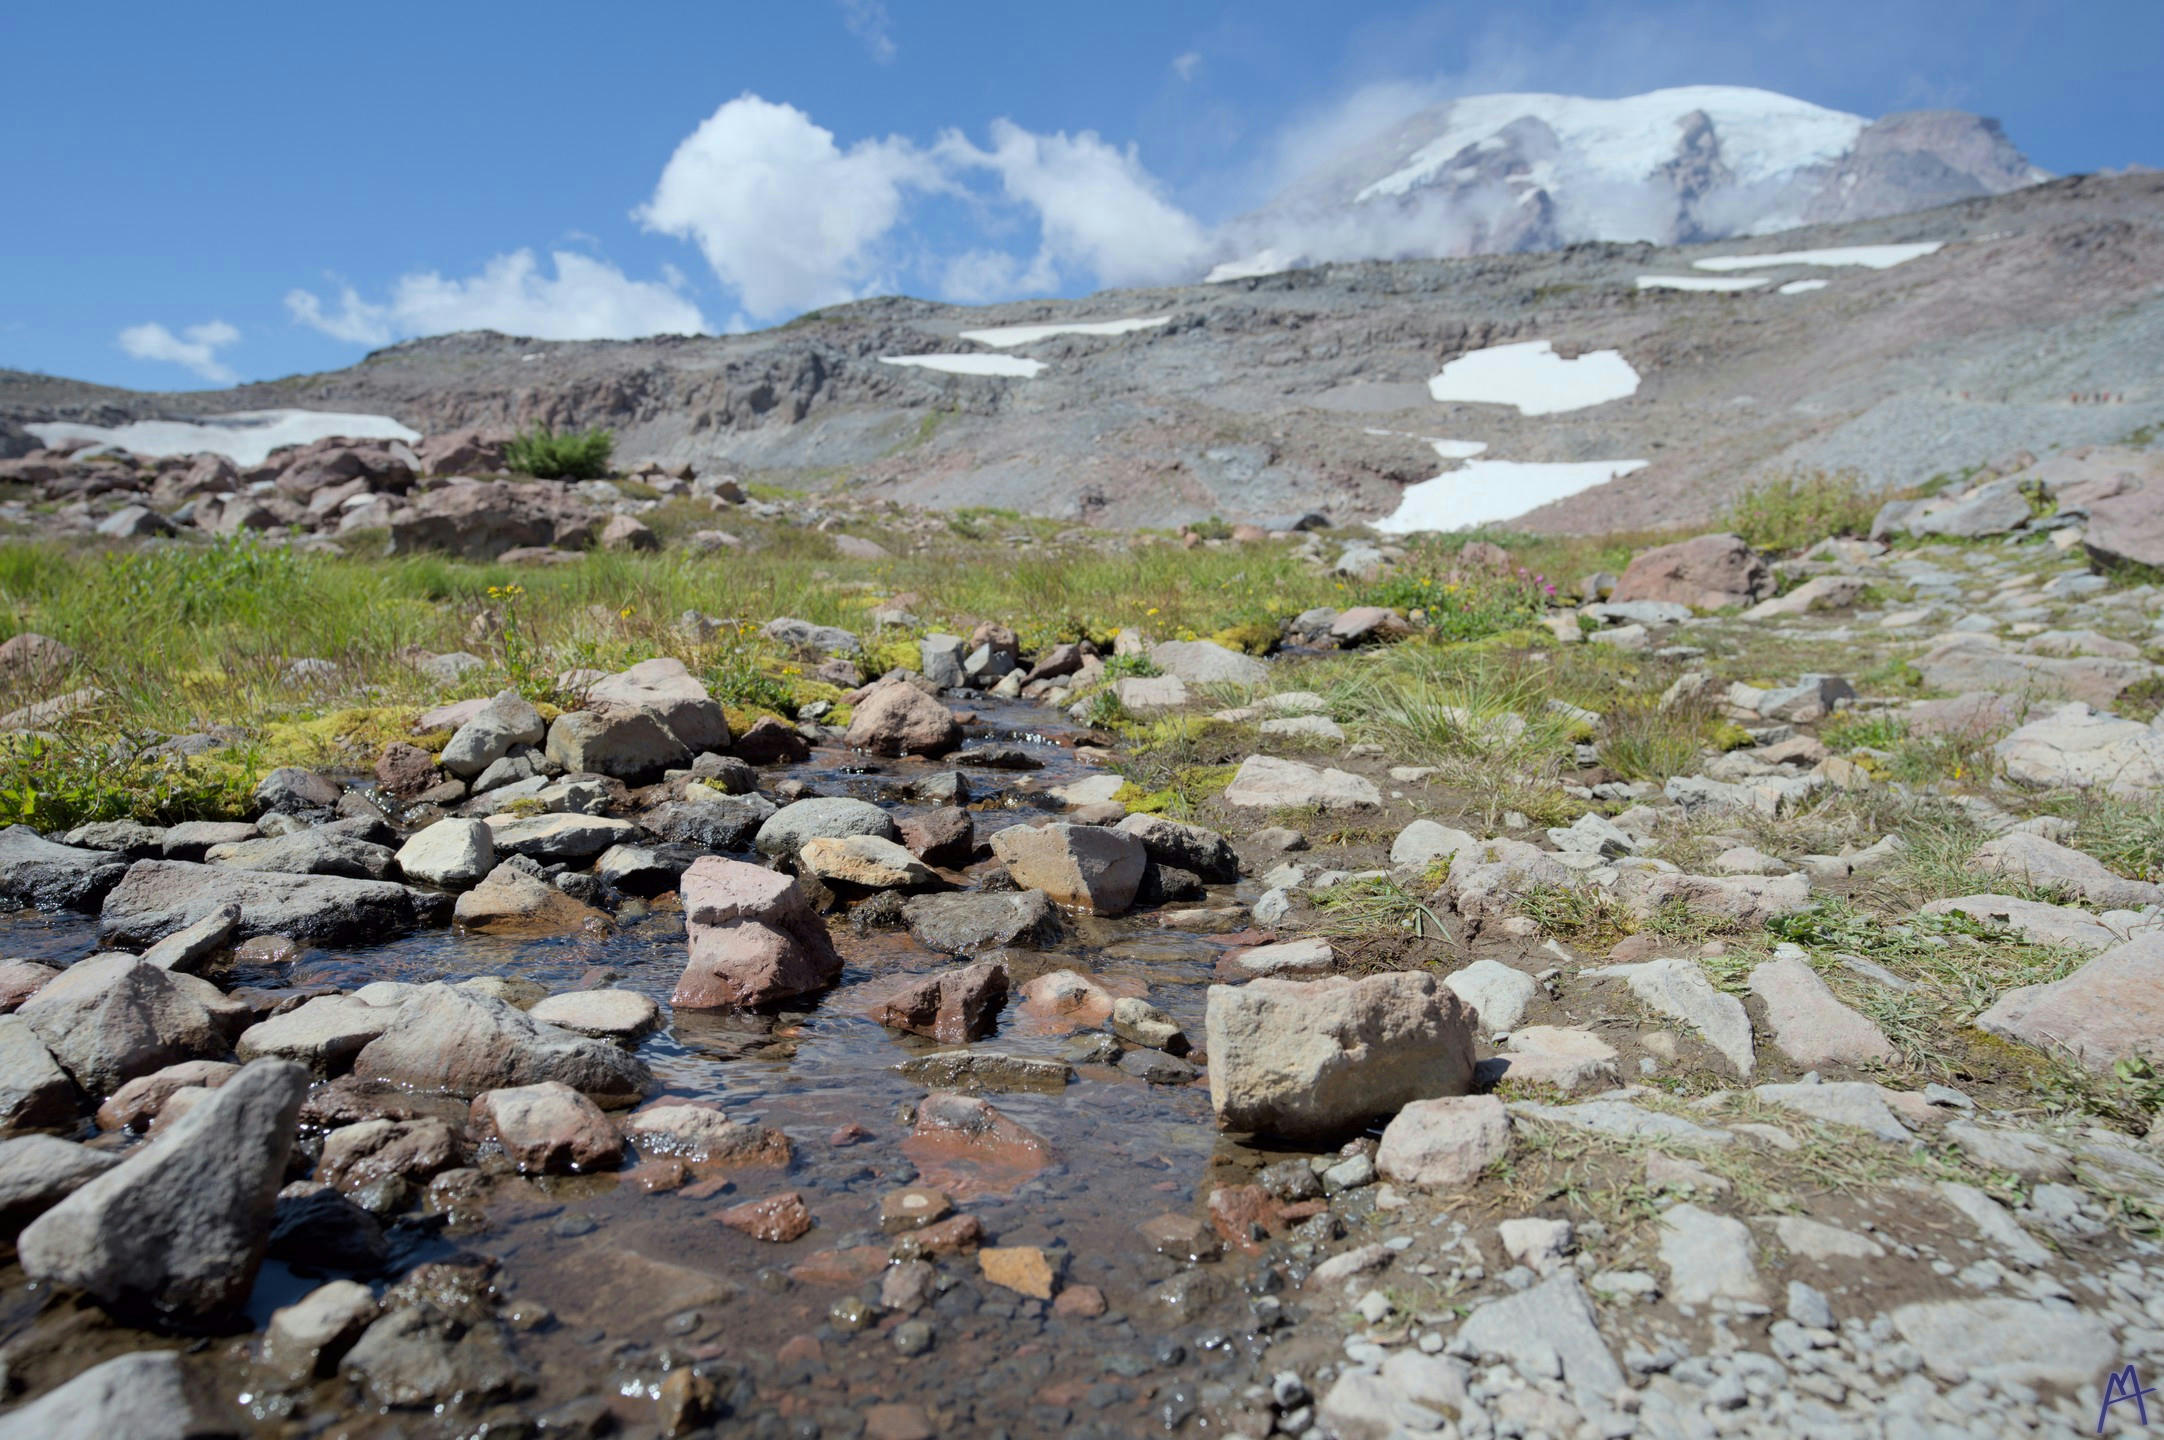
xmin=1210 ymin=622 xmax=1280 ymax=656
xmin=256 ymin=707 xmax=426 ymax=769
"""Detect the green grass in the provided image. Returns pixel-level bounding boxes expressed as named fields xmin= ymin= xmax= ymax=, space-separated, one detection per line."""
xmin=503 ymin=425 xmax=615 ymax=481
xmin=1719 ymin=469 xmax=1886 ymax=555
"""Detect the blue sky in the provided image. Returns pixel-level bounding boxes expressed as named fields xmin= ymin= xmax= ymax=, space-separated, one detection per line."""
xmin=3 ymin=0 xmax=2157 ymax=391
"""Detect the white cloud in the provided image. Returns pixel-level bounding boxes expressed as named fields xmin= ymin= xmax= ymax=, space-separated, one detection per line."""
xmin=936 ymin=121 xmax=1210 ymax=289
xmin=284 ymin=285 xmax=393 ymax=346
xmin=288 ymin=250 xmax=705 ymax=346
xmin=1172 ymin=51 xmax=1202 ymax=81
xmin=938 ymin=248 xmax=1059 ymax=305
xmin=839 ymin=0 xmax=896 ymax=63
xmin=117 ymin=320 xmax=240 ymax=383
xmin=638 ymin=95 xmax=941 ymax=321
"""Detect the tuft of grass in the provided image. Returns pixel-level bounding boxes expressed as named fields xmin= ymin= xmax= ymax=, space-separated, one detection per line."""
xmin=504 ymin=425 xmax=615 ymax=481
xmin=1720 ymin=469 xmax=1885 ymax=555
xmin=1309 ymin=873 xmax=1454 ymax=942
xmin=2048 ymin=795 xmax=2164 ymax=883
xmin=1600 ymin=697 xmax=1711 ymax=783
xmin=1820 ymin=712 xmax=1907 ymax=752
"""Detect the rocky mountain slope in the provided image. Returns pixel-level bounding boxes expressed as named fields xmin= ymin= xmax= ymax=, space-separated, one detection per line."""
xmin=5 ymin=173 xmax=2160 ymax=534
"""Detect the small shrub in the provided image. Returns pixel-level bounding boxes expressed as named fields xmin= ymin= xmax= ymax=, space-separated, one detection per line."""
xmin=1820 ymin=713 xmax=1907 ymax=752
xmin=0 ymin=734 xmax=255 ymax=830
xmin=1721 ymin=470 xmax=1882 ymax=554
xmin=504 ymin=425 xmax=614 ymax=481
xmin=1101 ymin=653 xmax=1161 ymax=681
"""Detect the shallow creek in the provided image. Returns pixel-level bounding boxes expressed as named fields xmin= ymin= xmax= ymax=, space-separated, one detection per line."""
xmin=0 ymin=700 xmax=1335 ymax=1437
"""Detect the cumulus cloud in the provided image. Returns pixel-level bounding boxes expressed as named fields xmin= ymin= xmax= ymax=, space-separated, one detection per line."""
xmin=638 ymin=95 xmax=941 ymax=322
xmin=287 ymin=250 xmax=705 ymax=346
xmin=839 ymin=0 xmax=896 ymax=63
xmin=117 ymin=320 xmax=240 ymax=382
xmin=936 ymin=121 xmax=1212 ymax=290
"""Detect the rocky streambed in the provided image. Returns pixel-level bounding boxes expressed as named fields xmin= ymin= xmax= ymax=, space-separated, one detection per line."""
xmin=4 ymin=523 xmax=2164 ymax=1440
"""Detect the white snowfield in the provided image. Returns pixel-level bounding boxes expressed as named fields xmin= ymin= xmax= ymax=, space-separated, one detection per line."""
xmin=1356 ymin=85 xmax=1868 ymax=211
xmin=1427 ymin=341 xmax=1640 ymax=416
xmin=1205 ymin=249 xmax=1299 ymax=284
xmin=1361 ymin=430 xmax=1490 ymax=461
xmin=878 ymin=354 xmax=1045 ymax=379
xmin=1635 ymin=275 xmax=1770 ymax=292
xmin=956 ymin=317 xmax=1168 ymax=348
xmin=1378 ymin=459 xmax=1650 ymax=533
xmin=28 ymin=409 xmax=419 ymax=467
xmin=1693 ymin=242 xmax=1944 ymax=272
xmin=1778 ymin=279 xmax=1830 ymax=295
xmin=1426 ymin=438 xmax=1489 ymax=460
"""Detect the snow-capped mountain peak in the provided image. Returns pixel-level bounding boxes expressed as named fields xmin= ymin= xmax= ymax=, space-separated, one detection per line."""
xmin=1211 ymin=86 xmax=2047 ymax=279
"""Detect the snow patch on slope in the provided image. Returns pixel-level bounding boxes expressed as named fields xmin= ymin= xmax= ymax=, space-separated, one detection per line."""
xmin=880 ymin=354 xmax=1045 ymax=378
xmin=957 ymin=317 xmax=1168 ymax=347
xmin=1636 ymin=275 xmax=1771 ymax=292
xmin=1693 ymin=242 xmax=1943 ymax=271
xmin=1378 ymin=459 xmax=1650 ymax=533
xmin=28 ymin=409 xmax=419 ymax=467
xmin=1427 ymin=341 xmax=1639 ymax=416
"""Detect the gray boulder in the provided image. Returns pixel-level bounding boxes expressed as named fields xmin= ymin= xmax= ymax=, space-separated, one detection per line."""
xmin=587 ymin=658 xmax=730 ymax=755
xmin=754 ymin=796 xmax=900 ymax=862
xmin=0 ymin=825 xmax=126 ymax=910
xmin=1150 ymin=639 xmax=1269 ymax=687
xmin=1113 ymin=813 xmax=1239 ymax=882
xmin=1995 ymin=703 xmax=2164 ymax=799
xmin=352 ymin=983 xmax=650 ymax=1104
xmin=0 ymin=1016 xmax=80 ymax=1132
xmin=0 ymin=1351 xmax=224 ymax=1440
xmin=902 ymin=890 xmax=1063 ymax=954
xmin=437 ymin=690 xmax=546 ymax=778
xmin=989 ymin=823 xmax=1146 ymax=915
xmin=18 ymin=1058 xmax=307 ymax=1321
xmin=395 ymin=818 xmax=496 ymax=889
xmin=0 ymin=1134 xmax=122 ymax=1236
xmin=544 ymin=706 xmax=688 ymax=785
xmin=17 ymin=955 xmax=225 ymax=1096
xmin=98 ymin=859 xmax=426 ymax=946
xmin=203 ymin=830 xmax=398 ymax=880
xmin=1205 ymin=973 xmax=1476 ymax=1140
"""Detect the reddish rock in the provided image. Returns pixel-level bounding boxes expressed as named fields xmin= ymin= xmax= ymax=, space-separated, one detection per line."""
xmin=901 ymin=1092 xmax=1054 ymax=1199
xmin=673 ymin=857 xmax=842 ymax=1009
xmin=829 ymin=1123 xmax=874 ymax=1146
xmin=787 ymin=1245 xmax=888 ymax=1286
xmin=1610 ymin=533 xmax=1772 ymax=611
xmin=867 ymin=961 xmax=1009 ymax=1043
xmin=373 ymin=742 xmax=442 ymax=798
xmin=844 ymin=680 xmax=963 ymax=758
xmin=898 ymin=807 xmax=975 ymax=868
xmin=733 ymin=715 xmax=812 ymax=766
xmin=95 ymin=1060 xmax=240 ymax=1132
xmin=470 ymin=1081 xmax=624 ymax=1174
xmin=315 ymin=1118 xmax=461 ymax=1193
xmin=1017 ymin=969 xmax=1116 ymax=1028
xmin=1207 ymin=1184 xmax=1287 ymax=1253
xmin=0 ymin=959 xmax=62 ymax=1013
xmin=899 ymin=1213 xmax=985 ymax=1256
xmin=1052 ymin=1284 xmax=1107 ymax=1318
xmin=719 ymin=1190 xmax=813 ymax=1243
xmin=863 ymin=1402 xmax=937 ymax=1440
